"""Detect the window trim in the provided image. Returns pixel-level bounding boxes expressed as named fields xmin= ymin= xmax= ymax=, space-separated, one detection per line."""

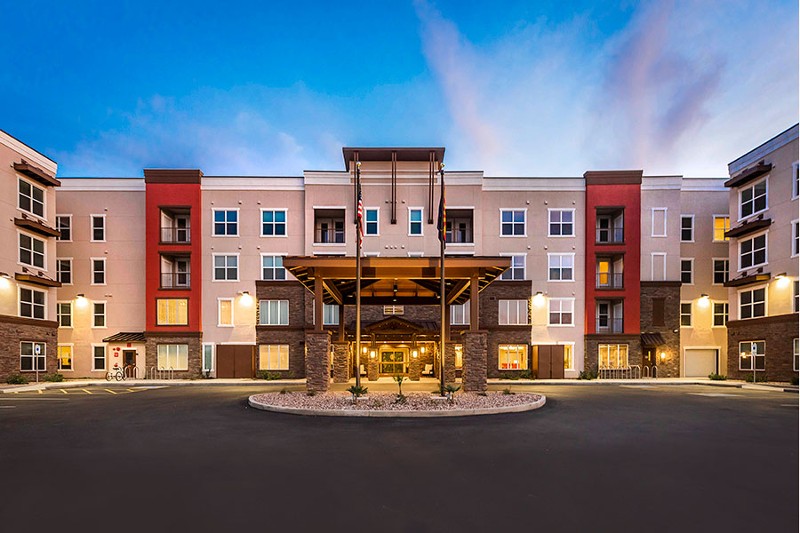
xmin=793 ymin=338 xmax=799 ymax=372
xmin=738 ymin=340 xmax=765 ymax=371
xmin=260 ymin=253 xmax=288 ymax=281
xmin=18 ymin=230 xmax=46 ymax=270
xmin=450 ymin=301 xmax=470 ymax=326
xmin=202 ymin=343 xmax=215 ymax=373
xmin=18 ymin=285 xmax=46 ymax=320
xmin=91 ymin=300 xmax=107 ymax=329
xmin=90 ymin=257 xmax=107 ymax=286
xmin=18 ymin=177 xmax=46 ymax=220
xmin=498 ymin=299 xmax=529 ymax=326
xmin=547 ymin=208 xmax=576 ymax=238
xmin=499 ymin=208 xmax=527 ymax=238
xmin=212 ymin=208 xmax=240 ymax=237
xmin=737 ymin=230 xmax=768 ymax=272
xmin=650 ymin=252 xmax=667 ymax=281
xmin=651 ymin=207 xmax=668 ymax=237
xmin=712 ymin=215 xmax=730 ymax=242
xmin=260 ymin=208 xmax=288 ymax=238
xmin=57 ymin=300 xmax=73 ymax=329
xmin=712 ymin=257 xmax=729 ymax=286
xmin=364 ymin=207 xmax=380 ymax=236
xmin=156 ymin=298 xmax=189 ymax=326
xmin=56 ymin=214 xmax=72 ymax=242
xmin=679 ymin=301 xmax=692 ymax=328
xmin=680 ymin=257 xmax=694 ymax=285
xmin=259 ymin=344 xmax=290 ymax=371
xmin=156 ymin=343 xmax=189 ymax=371
xmin=56 ymin=257 xmax=73 ymax=285
xmin=20 ymin=340 xmax=46 ymax=372
xmin=407 ymin=207 xmax=424 ymax=236
xmin=212 ymin=253 xmax=240 ymax=282
xmin=680 ymin=214 xmax=695 ymax=242
xmin=792 ymin=162 xmax=799 ymax=199
xmin=499 ymin=253 xmax=526 ymax=281
xmin=259 ymin=299 xmax=290 ymax=326
xmin=547 ymin=297 xmax=575 ymax=327
xmin=792 ymin=219 xmax=799 ymax=258
xmin=91 ymin=343 xmax=107 ymax=371
xmin=90 ymin=214 xmax=106 ymax=242
xmin=217 ymin=297 xmax=234 ymax=328
xmin=738 ymin=285 xmax=767 ymax=320
xmin=547 ymin=252 xmax=575 ymax=282
xmin=712 ymin=301 xmax=729 ymax=328
xmin=497 ymin=344 xmax=529 ymax=370
xmin=738 ymin=177 xmax=768 ymax=222
xmin=57 ymin=343 xmax=74 ymax=372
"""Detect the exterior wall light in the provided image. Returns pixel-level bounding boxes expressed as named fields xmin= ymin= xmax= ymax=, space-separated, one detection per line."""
xmin=660 ymin=351 xmax=666 ymax=361
xmin=698 ymin=294 xmax=710 ymax=308
xmin=532 ymin=291 xmax=545 ymax=306
xmin=420 ymin=346 xmax=426 ymax=354
xmin=238 ymin=290 xmax=253 ymax=306
xmin=775 ymin=273 xmax=790 ymax=288
xmin=369 ymin=350 xmax=376 ymax=359
xmin=75 ymin=294 xmax=88 ymax=308
xmin=412 ymin=350 xmax=418 ymax=358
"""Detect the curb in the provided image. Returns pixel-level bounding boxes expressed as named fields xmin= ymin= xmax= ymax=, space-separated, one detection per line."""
xmin=0 ymin=379 xmax=305 ymax=394
xmin=247 ymin=394 xmax=547 ymax=418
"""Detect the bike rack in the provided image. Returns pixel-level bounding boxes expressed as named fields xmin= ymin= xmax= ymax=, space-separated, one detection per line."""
xmin=146 ymin=367 xmax=175 ymax=380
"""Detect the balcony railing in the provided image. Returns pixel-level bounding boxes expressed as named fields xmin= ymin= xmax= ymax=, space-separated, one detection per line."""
xmin=161 ymin=226 xmax=191 ymax=244
xmin=596 ymin=317 xmax=623 ymax=333
xmin=596 ymin=227 xmax=624 ymax=244
xmin=315 ymin=228 xmax=345 ymax=244
xmin=161 ymin=272 xmax=191 ymax=289
xmin=446 ymin=229 xmax=474 ymax=244
xmin=596 ymin=273 xmax=624 ymax=289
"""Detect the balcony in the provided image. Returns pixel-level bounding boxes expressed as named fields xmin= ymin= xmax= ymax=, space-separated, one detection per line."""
xmin=161 ymin=272 xmax=191 ymax=289
xmin=159 ymin=208 xmax=191 ymax=244
xmin=595 ymin=226 xmax=624 ymax=244
xmin=315 ymin=226 xmax=345 ymax=244
xmin=446 ymin=209 xmax=474 ymax=244
xmin=596 ymin=209 xmax=624 ymax=244
xmin=596 ymin=317 xmax=623 ymax=334
xmin=596 ymin=272 xmax=624 ymax=289
xmin=161 ymin=226 xmax=191 ymax=244
xmin=314 ymin=209 xmax=345 ymax=244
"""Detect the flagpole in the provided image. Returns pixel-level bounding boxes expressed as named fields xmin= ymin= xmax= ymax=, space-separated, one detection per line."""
xmin=438 ymin=163 xmax=446 ymax=396
xmin=355 ymin=160 xmax=362 ymax=389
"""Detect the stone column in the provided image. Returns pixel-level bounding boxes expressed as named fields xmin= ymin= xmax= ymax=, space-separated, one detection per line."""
xmin=331 ymin=341 xmax=350 ymax=383
xmin=367 ymin=354 xmax=379 ymax=381
xmin=408 ymin=355 xmax=421 ymax=381
xmin=304 ymin=330 xmax=331 ymax=393
xmin=462 ymin=330 xmax=488 ymax=392
xmin=443 ymin=342 xmax=456 ymax=385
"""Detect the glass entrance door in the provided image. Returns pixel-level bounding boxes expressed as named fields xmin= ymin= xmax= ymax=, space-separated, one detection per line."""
xmin=379 ymin=350 xmax=407 ymax=375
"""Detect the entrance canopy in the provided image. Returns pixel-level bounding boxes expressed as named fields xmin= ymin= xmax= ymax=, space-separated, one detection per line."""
xmin=283 ymin=256 xmax=510 ymax=306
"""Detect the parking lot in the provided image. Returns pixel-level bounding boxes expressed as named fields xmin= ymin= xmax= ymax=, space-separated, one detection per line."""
xmin=0 ymin=384 xmax=796 ymax=532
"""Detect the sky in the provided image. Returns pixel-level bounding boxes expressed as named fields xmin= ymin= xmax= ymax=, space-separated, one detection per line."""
xmin=0 ymin=0 xmax=797 ymax=178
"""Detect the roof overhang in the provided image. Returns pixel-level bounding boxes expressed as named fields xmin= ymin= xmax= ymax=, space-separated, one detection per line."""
xmin=341 ymin=147 xmax=445 ymax=170
xmin=283 ymin=256 xmax=510 ymax=306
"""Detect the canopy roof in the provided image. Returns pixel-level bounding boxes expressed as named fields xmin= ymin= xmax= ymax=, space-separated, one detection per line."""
xmin=283 ymin=256 xmax=511 ymax=306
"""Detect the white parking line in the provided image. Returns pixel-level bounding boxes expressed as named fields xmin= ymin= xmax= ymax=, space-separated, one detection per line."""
xmin=0 ymin=405 xmax=16 ymax=409
xmin=620 ymin=385 xmax=658 ymax=389
xmin=0 ymin=398 xmax=69 ymax=401
xmin=689 ymin=393 xmax=740 ymax=397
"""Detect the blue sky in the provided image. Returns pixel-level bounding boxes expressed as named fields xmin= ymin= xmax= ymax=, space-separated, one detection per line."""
xmin=1 ymin=0 xmax=797 ymax=177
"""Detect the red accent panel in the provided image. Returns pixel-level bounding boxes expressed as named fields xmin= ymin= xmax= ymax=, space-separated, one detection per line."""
xmin=145 ymin=181 xmax=202 ymax=332
xmin=584 ymin=182 xmax=641 ymax=334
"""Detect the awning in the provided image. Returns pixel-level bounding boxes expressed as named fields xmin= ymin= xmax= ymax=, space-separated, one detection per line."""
xmin=103 ymin=332 xmax=146 ymax=343
xmin=641 ymin=333 xmax=666 ymax=346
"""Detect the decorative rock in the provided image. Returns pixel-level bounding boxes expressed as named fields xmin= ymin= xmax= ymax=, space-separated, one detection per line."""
xmin=331 ymin=341 xmax=349 ymax=383
xmin=462 ymin=330 xmax=488 ymax=392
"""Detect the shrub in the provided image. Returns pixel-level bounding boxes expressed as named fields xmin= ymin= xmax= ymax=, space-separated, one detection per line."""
xmin=42 ymin=373 xmax=64 ymax=382
xmin=499 ymin=372 xmax=520 ymax=380
xmin=708 ymin=372 xmax=727 ymax=381
xmin=346 ymin=385 xmax=368 ymax=399
xmin=393 ymin=374 xmax=405 ymax=395
xmin=791 ymin=376 xmax=799 ymax=386
xmin=256 ymin=370 xmax=281 ymax=380
xmin=578 ymin=370 xmax=597 ymax=380
xmin=279 ymin=388 xmax=290 ymax=394
xmin=6 ymin=374 xmax=28 ymax=385
xmin=502 ymin=387 xmax=515 ymax=395
xmin=744 ymin=374 xmax=767 ymax=383
xmin=306 ymin=390 xmax=317 ymax=397
xmin=394 ymin=394 xmax=407 ymax=405
xmin=519 ymin=370 xmax=533 ymax=379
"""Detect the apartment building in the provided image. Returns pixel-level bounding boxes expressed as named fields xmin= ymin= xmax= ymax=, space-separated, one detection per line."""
xmin=47 ymin=147 xmax=741 ymax=389
xmin=724 ymin=124 xmax=799 ymax=382
xmin=0 ymin=130 xmax=61 ymax=382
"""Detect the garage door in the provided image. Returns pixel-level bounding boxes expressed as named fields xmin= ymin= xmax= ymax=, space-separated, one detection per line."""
xmin=684 ymin=349 xmax=718 ymax=377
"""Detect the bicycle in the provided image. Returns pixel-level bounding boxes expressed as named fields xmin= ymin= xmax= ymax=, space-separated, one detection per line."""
xmin=105 ymin=366 xmax=125 ymax=381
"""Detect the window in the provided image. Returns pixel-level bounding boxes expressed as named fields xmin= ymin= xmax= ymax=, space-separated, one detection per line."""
xmin=548 ymin=253 xmax=574 ymax=281
xmin=499 ymin=299 xmax=528 ymax=325
xmin=323 ymin=304 xmax=339 ymax=325
xmin=795 ymin=281 xmax=799 ymax=313
xmin=202 ymin=344 xmax=214 ymax=373
xmin=92 ymin=345 xmax=106 ymax=371
xmin=454 ymin=345 xmax=463 ymax=369
xmin=218 ymin=298 xmax=233 ymax=327
xmin=713 ymin=216 xmax=730 ymax=242
xmin=548 ymin=209 xmax=574 ymax=237
xmin=157 ymin=344 xmax=189 ymax=371
xmin=680 ymin=302 xmax=692 ymax=327
xmin=548 ymin=298 xmax=574 ymax=326
xmin=599 ymin=344 xmax=629 ymax=369
xmin=738 ymin=341 xmax=765 ymax=371
xmin=92 ymin=258 xmax=106 ymax=285
xmin=740 ymin=180 xmax=767 ymax=219
xmin=157 ymin=299 xmax=188 ymax=326
xmin=213 ymin=209 xmax=238 ymax=236
xmin=680 ymin=259 xmax=693 ymax=284
xmin=794 ymin=338 xmax=799 ymax=372
xmin=501 ymin=255 xmax=525 ymax=280
xmin=18 ymin=179 xmax=45 ymax=217
xmin=500 ymin=209 xmax=526 ymax=236
xmin=261 ymin=255 xmax=286 ymax=281
xmin=57 ymin=259 xmax=72 ymax=284
xmin=739 ymin=233 xmax=767 ymax=270
xmin=713 ymin=302 xmax=729 ymax=327
xmin=91 ymin=215 xmax=105 ymax=241
xmin=365 ymin=208 xmax=379 ymax=235
xmin=259 ymin=345 xmax=289 ymax=371
xmin=56 ymin=215 xmax=71 ymax=241
xmin=20 ymin=287 xmax=45 ymax=319
xmin=259 ymin=300 xmax=289 ymax=325
xmin=793 ymin=162 xmax=799 ymax=199
xmin=19 ymin=233 xmax=45 ymax=268
xmin=713 ymin=259 xmax=729 ymax=285
xmin=57 ymin=345 xmax=73 ymax=371
xmin=450 ymin=301 xmax=470 ymax=325
xmin=213 ymin=255 xmax=238 ymax=281
xmin=680 ymin=215 xmax=694 ymax=242
xmin=20 ymin=341 xmax=46 ymax=371
xmin=261 ymin=209 xmax=286 ymax=236
xmin=93 ymin=302 xmax=106 ymax=328
xmin=651 ymin=208 xmax=667 ymax=237
xmin=739 ymin=287 xmax=766 ymax=319
xmin=563 ymin=344 xmax=574 ymax=370
xmin=498 ymin=344 xmax=528 ymax=370
xmin=57 ymin=302 xmax=72 ymax=328
xmin=383 ymin=305 xmax=404 ymax=315
xmin=408 ymin=208 xmax=423 ymax=236
xmin=792 ymin=220 xmax=799 ymax=257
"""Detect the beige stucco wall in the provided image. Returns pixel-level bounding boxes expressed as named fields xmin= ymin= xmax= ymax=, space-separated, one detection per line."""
xmin=641 ymin=177 xmax=682 ymax=282
xmin=55 ymin=180 xmax=146 ymax=377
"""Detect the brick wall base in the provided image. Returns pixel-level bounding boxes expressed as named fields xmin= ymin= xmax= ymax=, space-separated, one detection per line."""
xmin=585 ymin=334 xmax=642 ymax=376
xmin=144 ymin=333 xmax=202 ymax=378
xmin=639 ymin=283 xmax=681 ymax=377
xmin=727 ymin=313 xmax=799 ymax=382
xmin=462 ymin=330 xmax=488 ymax=392
xmin=0 ymin=316 xmax=58 ymax=381
xmin=331 ymin=341 xmax=349 ymax=383
xmin=304 ymin=330 xmax=330 ymax=393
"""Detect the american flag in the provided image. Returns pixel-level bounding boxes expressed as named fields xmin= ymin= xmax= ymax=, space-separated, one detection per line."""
xmin=436 ymin=167 xmax=446 ymax=247
xmin=356 ymin=171 xmax=364 ymax=247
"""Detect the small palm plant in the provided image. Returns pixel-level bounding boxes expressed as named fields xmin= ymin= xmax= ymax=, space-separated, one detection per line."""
xmin=346 ymin=384 xmax=368 ymax=402
xmin=393 ymin=374 xmax=405 ymax=395
xmin=444 ymin=384 xmax=460 ymax=404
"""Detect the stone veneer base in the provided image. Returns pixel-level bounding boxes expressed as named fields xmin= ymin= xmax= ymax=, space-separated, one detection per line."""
xmin=248 ymin=394 xmax=546 ymax=418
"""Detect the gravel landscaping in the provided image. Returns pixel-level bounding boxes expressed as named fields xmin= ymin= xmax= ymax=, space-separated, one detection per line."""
xmin=249 ymin=391 xmax=545 ymax=417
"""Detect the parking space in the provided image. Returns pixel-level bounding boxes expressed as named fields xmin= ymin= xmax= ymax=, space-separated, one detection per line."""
xmin=0 ymin=386 xmax=165 ymax=397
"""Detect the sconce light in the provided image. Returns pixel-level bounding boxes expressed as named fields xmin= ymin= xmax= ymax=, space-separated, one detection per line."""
xmin=412 ymin=350 xmax=418 ymax=358
xmin=775 ymin=272 xmax=790 ymax=288
xmin=369 ymin=350 xmax=376 ymax=359
xmin=532 ymin=291 xmax=545 ymax=307
xmin=238 ymin=290 xmax=253 ymax=305
xmin=659 ymin=351 xmax=666 ymax=361
xmin=75 ymin=293 xmax=88 ymax=308
xmin=0 ymin=272 xmax=10 ymax=278
xmin=420 ymin=346 xmax=426 ymax=354
xmin=362 ymin=346 xmax=368 ymax=355
xmin=698 ymin=293 xmax=710 ymax=308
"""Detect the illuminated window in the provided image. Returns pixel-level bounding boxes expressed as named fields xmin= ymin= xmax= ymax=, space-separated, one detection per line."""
xmin=713 ymin=216 xmax=730 ymax=242
xmin=157 ymin=344 xmax=188 ymax=371
xmin=599 ymin=344 xmax=628 ymax=369
xmin=738 ymin=341 xmax=764 ymax=371
xmin=383 ymin=305 xmax=404 ymax=315
xmin=259 ymin=344 xmax=289 ymax=371
xmin=454 ymin=344 xmax=463 ymax=369
xmin=218 ymin=298 xmax=233 ymax=327
xmin=57 ymin=345 xmax=73 ymax=371
xmin=563 ymin=344 xmax=574 ymax=370
xmin=156 ymin=299 xmax=188 ymax=326
xmin=498 ymin=345 xmax=528 ymax=370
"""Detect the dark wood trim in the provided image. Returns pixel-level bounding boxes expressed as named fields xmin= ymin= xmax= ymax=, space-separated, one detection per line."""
xmin=0 ymin=314 xmax=58 ymax=328
xmin=726 ymin=313 xmax=798 ymax=328
xmin=723 ymin=162 xmax=771 ymax=188
xmin=14 ymin=217 xmax=61 ymax=238
xmin=584 ymin=170 xmax=643 ymax=185
xmin=15 ymin=273 xmax=61 ymax=288
xmin=640 ymin=281 xmax=682 ymax=288
xmin=725 ymin=217 xmax=771 ymax=239
xmin=144 ymin=169 xmax=203 ymax=184
xmin=724 ymin=273 xmax=770 ymax=288
xmin=13 ymin=161 xmax=60 ymax=187
xmin=143 ymin=331 xmax=203 ymax=338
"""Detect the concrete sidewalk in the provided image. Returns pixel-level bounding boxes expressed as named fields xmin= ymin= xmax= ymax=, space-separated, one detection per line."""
xmin=1 ymin=376 xmax=796 ymax=394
